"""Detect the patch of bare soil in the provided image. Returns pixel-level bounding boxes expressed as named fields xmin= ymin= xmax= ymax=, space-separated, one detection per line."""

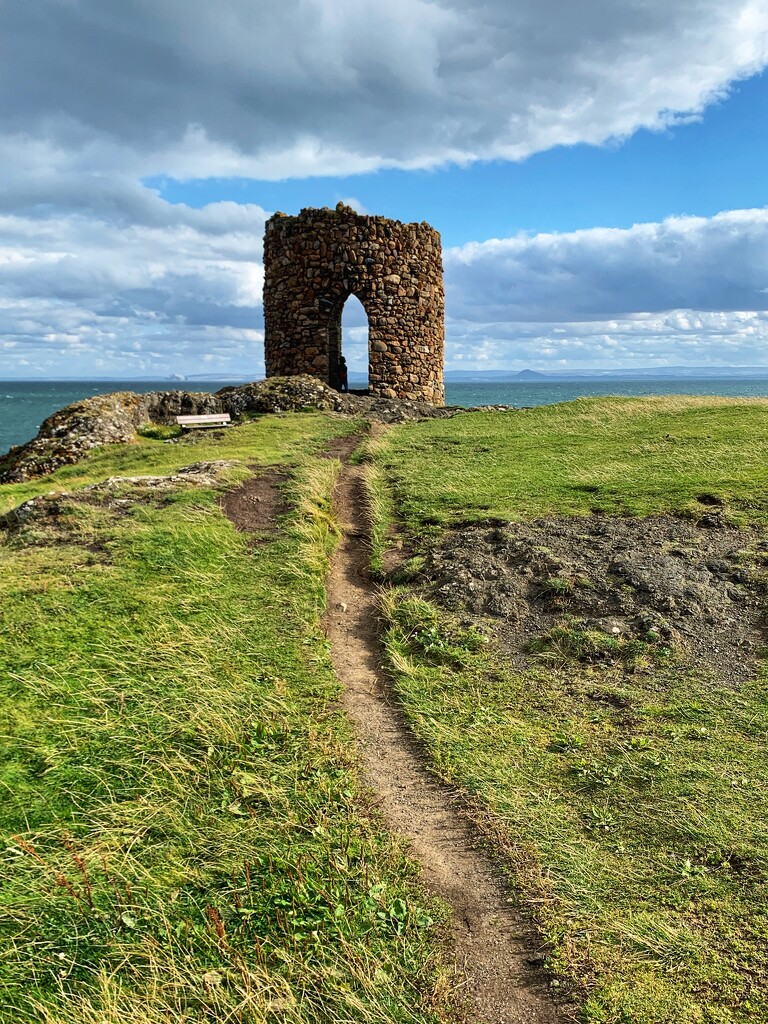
xmin=326 ymin=465 xmax=565 ymax=1024
xmin=424 ymin=514 xmax=768 ymax=682
xmin=219 ymin=468 xmax=288 ymax=537
xmin=320 ymin=432 xmax=362 ymax=462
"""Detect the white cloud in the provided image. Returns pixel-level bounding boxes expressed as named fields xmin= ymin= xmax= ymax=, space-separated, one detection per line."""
xmin=445 ymin=209 xmax=768 ymax=321
xmin=445 ymin=311 xmax=768 ymax=371
xmin=2 ymin=1 xmax=768 ymax=375
xmin=1 ymin=0 xmax=767 ymax=178
xmin=441 ymin=209 xmax=768 ymax=368
xmin=2 ymin=202 xmax=768 ymax=376
xmin=338 ymin=197 xmax=370 ymax=215
xmin=0 ymin=196 xmax=268 ymax=377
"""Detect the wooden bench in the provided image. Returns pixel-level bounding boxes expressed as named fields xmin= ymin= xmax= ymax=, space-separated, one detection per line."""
xmin=175 ymin=413 xmax=232 ymax=430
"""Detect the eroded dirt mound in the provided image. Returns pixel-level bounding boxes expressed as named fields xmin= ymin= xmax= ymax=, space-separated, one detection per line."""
xmin=424 ymin=514 xmax=768 ymax=681
xmin=327 ymin=462 xmax=565 ymax=1023
xmin=219 ymin=469 xmax=288 ymax=538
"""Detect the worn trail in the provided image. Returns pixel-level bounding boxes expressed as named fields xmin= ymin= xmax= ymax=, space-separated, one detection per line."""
xmin=325 ymin=460 xmax=562 ymax=1024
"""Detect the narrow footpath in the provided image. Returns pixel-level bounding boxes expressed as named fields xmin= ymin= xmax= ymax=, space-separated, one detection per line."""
xmin=325 ymin=459 xmax=563 ymax=1024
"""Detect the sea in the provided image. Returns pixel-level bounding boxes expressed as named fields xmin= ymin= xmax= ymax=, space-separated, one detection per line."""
xmin=2 ymin=377 xmax=768 ymax=457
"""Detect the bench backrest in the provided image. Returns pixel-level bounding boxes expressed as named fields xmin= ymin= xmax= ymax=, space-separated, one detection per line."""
xmin=175 ymin=413 xmax=231 ymax=425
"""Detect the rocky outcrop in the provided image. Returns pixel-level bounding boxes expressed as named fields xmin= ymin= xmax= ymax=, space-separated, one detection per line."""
xmin=218 ymin=375 xmax=458 ymax=423
xmin=338 ymin=392 xmax=457 ymax=424
xmin=0 ymin=376 xmax=461 ymax=483
xmin=0 ymin=390 xmax=222 ymax=482
xmin=217 ymin=375 xmax=345 ymax=416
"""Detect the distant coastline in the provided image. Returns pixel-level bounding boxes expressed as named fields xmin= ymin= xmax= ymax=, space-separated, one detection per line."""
xmin=4 ymin=365 xmax=768 ymax=383
xmin=3 ymin=375 xmax=768 ymax=457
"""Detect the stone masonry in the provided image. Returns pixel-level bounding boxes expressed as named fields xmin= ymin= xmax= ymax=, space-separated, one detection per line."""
xmin=263 ymin=203 xmax=445 ymax=404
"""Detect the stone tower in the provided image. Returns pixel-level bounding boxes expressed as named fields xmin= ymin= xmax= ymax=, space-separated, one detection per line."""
xmin=263 ymin=203 xmax=445 ymax=404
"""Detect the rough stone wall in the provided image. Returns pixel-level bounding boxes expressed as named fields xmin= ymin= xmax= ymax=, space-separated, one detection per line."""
xmin=263 ymin=203 xmax=445 ymax=404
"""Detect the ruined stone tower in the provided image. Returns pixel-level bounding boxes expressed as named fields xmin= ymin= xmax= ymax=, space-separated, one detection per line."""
xmin=263 ymin=204 xmax=445 ymax=404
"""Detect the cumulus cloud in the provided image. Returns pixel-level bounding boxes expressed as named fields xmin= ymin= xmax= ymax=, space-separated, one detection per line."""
xmin=2 ymin=0 xmax=768 ymax=375
xmin=0 ymin=193 xmax=268 ymax=376
xmin=445 ymin=209 xmax=768 ymax=322
xmin=1 ymin=0 xmax=767 ymax=177
xmin=2 ymin=199 xmax=768 ymax=375
xmin=445 ymin=311 xmax=768 ymax=371
xmin=440 ymin=208 xmax=768 ymax=369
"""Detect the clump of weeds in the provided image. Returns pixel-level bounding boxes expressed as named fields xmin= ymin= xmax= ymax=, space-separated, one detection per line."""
xmin=382 ymin=590 xmax=486 ymax=668
xmin=529 ymin=618 xmax=669 ymax=669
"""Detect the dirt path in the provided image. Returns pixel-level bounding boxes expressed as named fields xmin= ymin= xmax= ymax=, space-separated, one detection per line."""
xmin=326 ymin=461 xmax=564 ymax=1024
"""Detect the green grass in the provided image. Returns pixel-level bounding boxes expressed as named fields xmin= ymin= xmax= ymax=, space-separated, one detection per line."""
xmin=528 ymin=618 xmax=669 ymax=669
xmin=378 ymin=396 xmax=768 ymax=532
xmin=0 ymin=412 xmax=362 ymax=513
xmin=8 ymin=395 xmax=767 ymax=1022
xmin=354 ymin=435 xmax=398 ymax=580
xmin=136 ymin=422 xmax=183 ymax=441
xmin=372 ymin=397 xmax=768 ymax=1023
xmin=0 ymin=418 xmax=450 ymax=1023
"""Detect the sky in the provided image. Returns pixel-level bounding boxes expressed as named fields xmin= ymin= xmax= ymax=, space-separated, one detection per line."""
xmin=1 ymin=0 xmax=768 ymax=378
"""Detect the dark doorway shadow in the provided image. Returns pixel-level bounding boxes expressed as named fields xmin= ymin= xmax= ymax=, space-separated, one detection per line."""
xmin=329 ymin=294 xmax=369 ymax=392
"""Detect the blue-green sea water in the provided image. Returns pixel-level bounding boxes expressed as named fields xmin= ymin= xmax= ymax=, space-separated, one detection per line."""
xmin=2 ymin=378 xmax=768 ymax=457
xmin=0 ymin=380 xmax=229 ymax=457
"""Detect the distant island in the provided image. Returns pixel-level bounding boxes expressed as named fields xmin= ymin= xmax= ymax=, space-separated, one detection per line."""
xmin=440 ymin=365 xmax=768 ymax=382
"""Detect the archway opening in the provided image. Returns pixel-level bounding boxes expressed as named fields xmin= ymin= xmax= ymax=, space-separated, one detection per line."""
xmin=333 ymin=293 xmax=368 ymax=392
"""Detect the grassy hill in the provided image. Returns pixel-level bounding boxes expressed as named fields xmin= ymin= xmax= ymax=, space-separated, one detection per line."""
xmin=369 ymin=396 xmax=768 ymax=1023
xmin=0 ymin=415 xmax=449 ymax=1024
xmin=2 ymin=395 xmax=768 ymax=1023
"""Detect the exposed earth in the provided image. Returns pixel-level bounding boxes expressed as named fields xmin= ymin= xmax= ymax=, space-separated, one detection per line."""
xmin=218 ymin=468 xmax=289 ymax=540
xmin=213 ymin=439 xmax=566 ymax=1022
xmin=423 ymin=511 xmax=768 ymax=682
xmin=322 ymin=462 xmax=565 ymax=1023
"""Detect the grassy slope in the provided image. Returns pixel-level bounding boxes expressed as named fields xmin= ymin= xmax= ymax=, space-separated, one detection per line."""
xmin=0 ymin=415 xmax=449 ymax=1024
xmin=0 ymin=413 xmax=360 ymax=514
xmin=374 ymin=397 xmax=768 ymax=1024
xmin=380 ymin=396 xmax=768 ymax=530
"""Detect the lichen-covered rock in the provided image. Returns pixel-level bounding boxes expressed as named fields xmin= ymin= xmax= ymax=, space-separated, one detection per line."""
xmin=141 ymin=391 xmax=223 ymax=423
xmin=217 ymin=375 xmax=345 ymax=416
xmin=336 ymin=393 xmax=456 ymax=423
xmin=216 ymin=375 xmax=457 ymax=423
xmin=91 ymin=460 xmax=240 ymax=492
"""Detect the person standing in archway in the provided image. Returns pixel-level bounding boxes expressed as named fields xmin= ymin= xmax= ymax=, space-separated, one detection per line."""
xmin=338 ymin=355 xmax=349 ymax=392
